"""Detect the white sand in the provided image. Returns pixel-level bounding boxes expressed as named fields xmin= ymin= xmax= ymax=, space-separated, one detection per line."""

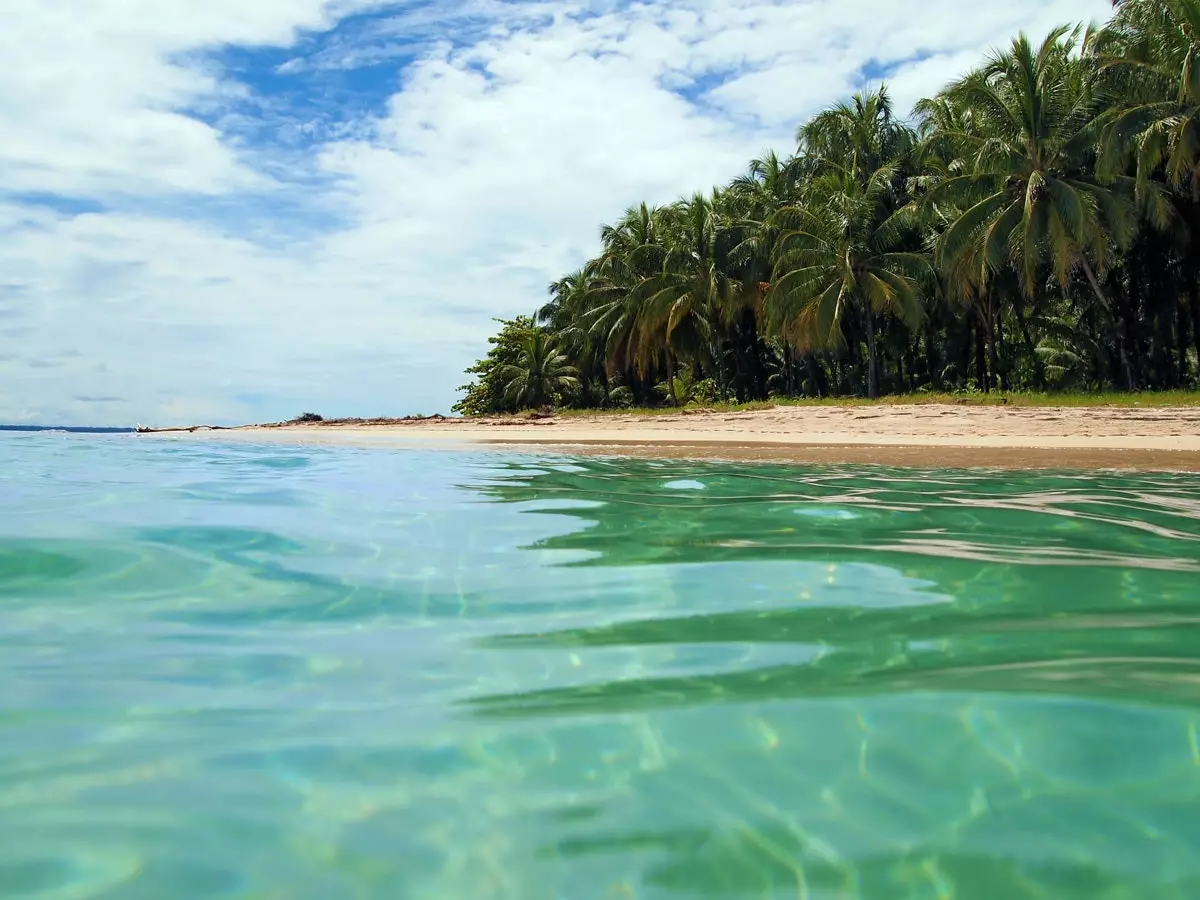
xmin=154 ymin=404 xmax=1200 ymax=470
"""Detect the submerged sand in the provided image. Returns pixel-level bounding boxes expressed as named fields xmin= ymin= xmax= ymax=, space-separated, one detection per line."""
xmin=149 ymin=404 xmax=1200 ymax=471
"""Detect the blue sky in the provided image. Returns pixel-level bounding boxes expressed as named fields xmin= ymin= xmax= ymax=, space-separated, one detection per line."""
xmin=2 ymin=0 xmax=1111 ymax=425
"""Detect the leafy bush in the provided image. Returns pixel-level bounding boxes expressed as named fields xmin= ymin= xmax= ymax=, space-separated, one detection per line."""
xmin=653 ymin=371 xmax=718 ymax=406
xmin=455 ymin=317 xmax=579 ymax=414
xmin=605 ymin=385 xmax=635 ymax=408
xmin=454 ymin=317 xmax=538 ymax=416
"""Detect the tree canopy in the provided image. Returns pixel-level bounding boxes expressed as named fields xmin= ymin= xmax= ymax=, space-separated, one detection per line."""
xmin=457 ymin=2 xmax=1200 ymax=413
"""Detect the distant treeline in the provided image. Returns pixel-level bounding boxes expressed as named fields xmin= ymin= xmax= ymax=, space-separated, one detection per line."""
xmin=456 ymin=1 xmax=1200 ymax=414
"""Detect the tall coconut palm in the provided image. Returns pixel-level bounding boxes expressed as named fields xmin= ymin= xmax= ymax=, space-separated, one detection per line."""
xmin=583 ymin=204 xmax=668 ymax=383
xmin=927 ymin=28 xmax=1136 ymax=294
xmin=498 ymin=330 xmax=579 ymax=410
xmin=913 ymin=95 xmax=1017 ymax=390
xmin=727 ymin=151 xmax=802 ymax=287
xmin=1092 ymin=0 xmax=1200 ymax=370
xmin=799 ymin=87 xmax=916 ymax=187
xmin=540 ymin=270 xmax=589 ymax=331
xmin=922 ymin=27 xmax=1138 ymax=385
xmin=766 ymin=169 xmax=928 ymax=398
xmin=721 ymin=162 xmax=804 ymax=400
xmin=540 ymin=269 xmax=606 ymax=404
xmin=725 ymin=152 xmax=801 ymax=329
xmin=626 ymin=194 xmax=729 ymax=402
xmin=453 ymin=9 xmax=1200 ymax=414
xmin=771 ymin=87 xmax=923 ymax=397
xmin=1092 ymin=0 xmax=1200 ymax=200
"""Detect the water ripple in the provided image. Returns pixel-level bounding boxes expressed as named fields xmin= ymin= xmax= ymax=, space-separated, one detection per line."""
xmin=4 ymin=435 xmax=1200 ymax=898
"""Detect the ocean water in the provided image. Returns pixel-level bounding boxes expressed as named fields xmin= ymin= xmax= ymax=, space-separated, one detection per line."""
xmin=3 ymin=434 xmax=1200 ymax=899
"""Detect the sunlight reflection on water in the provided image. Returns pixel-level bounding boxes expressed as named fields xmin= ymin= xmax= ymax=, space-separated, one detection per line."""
xmin=3 ymin=434 xmax=1200 ymax=898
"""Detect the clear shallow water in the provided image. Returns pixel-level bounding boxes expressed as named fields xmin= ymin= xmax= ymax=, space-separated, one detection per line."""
xmin=4 ymin=434 xmax=1200 ymax=899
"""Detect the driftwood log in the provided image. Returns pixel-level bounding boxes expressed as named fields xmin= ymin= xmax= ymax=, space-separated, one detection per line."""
xmin=135 ymin=425 xmax=231 ymax=434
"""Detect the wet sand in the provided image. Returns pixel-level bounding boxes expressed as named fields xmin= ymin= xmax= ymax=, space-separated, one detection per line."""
xmin=151 ymin=404 xmax=1200 ymax=471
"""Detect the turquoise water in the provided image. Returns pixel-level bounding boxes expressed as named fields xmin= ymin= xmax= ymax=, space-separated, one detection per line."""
xmin=4 ymin=434 xmax=1200 ymax=899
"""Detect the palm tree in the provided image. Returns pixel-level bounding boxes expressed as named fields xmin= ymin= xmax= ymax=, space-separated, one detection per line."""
xmin=724 ymin=153 xmax=803 ymax=397
xmin=1093 ymin=0 xmax=1200 ymax=371
xmin=921 ymin=27 xmax=1139 ymax=386
xmin=499 ymin=330 xmax=579 ymax=410
xmin=540 ymin=270 xmax=589 ymax=332
xmin=582 ymin=204 xmax=667 ymax=387
xmin=456 ymin=9 xmax=1200 ymax=413
xmin=727 ymin=151 xmax=802 ymax=289
xmin=799 ymin=87 xmax=915 ymax=187
xmin=1092 ymin=0 xmax=1200 ymax=200
xmin=767 ymin=87 xmax=924 ymax=398
xmin=539 ymin=269 xmax=606 ymax=404
xmin=626 ymin=194 xmax=729 ymax=403
xmin=766 ymin=170 xmax=928 ymax=398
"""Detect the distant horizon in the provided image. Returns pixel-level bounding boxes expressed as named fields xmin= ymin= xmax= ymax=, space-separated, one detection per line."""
xmin=0 ymin=425 xmax=136 ymax=434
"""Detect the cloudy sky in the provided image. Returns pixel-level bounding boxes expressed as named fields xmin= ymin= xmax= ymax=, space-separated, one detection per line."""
xmin=2 ymin=0 xmax=1112 ymax=425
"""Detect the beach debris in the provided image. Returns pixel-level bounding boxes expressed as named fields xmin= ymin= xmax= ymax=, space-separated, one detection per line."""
xmin=135 ymin=425 xmax=230 ymax=434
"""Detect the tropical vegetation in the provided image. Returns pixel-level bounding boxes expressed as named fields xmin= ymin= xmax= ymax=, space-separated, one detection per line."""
xmin=456 ymin=1 xmax=1200 ymax=414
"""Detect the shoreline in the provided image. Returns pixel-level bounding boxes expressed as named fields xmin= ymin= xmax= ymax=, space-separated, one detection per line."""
xmin=139 ymin=404 xmax=1200 ymax=471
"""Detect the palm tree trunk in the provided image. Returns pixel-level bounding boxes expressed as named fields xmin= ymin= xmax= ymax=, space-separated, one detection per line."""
xmin=864 ymin=309 xmax=879 ymax=399
xmin=731 ymin=332 xmax=746 ymax=403
xmin=959 ymin=320 xmax=972 ymax=390
xmin=1190 ymin=276 xmax=1200 ymax=383
xmin=1080 ymin=258 xmax=1136 ymax=391
xmin=743 ymin=309 xmax=768 ymax=400
xmin=1012 ymin=302 xmax=1044 ymax=389
xmin=1177 ymin=300 xmax=1190 ymax=384
xmin=1000 ymin=315 xmax=1011 ymax=391
xmin=924 ymin=323 xmax=939 ymax=388
xmin=665 ymin=350 xmax=677 ymax=406
xmin=807 ymin=354 xmax=826 ymax=398
xmin=986 ymin=297 xmax=999 ymax=393
xmin=974 ymin=317 xmax=987 ymax=391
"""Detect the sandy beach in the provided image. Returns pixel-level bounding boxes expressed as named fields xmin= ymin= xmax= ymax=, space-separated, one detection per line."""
xmin=155 ymin=403 xmax=1200 ymax=470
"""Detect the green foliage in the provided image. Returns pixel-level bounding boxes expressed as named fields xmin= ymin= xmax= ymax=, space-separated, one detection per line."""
xmin=1093 ymin=0 xmax=1200 ymax=200
xmin=455 ymin=318 xmax=579 ymax=414
xmin=497 ymin=330 xmax=579 ymax=410
xmin=925 ymin=28 xmax=1134 ymax=295
xmin=457 ymin=2 xmax=1200 ymax=415
xmin=453 ymin=317 xmax=537 ymax=416
xmin=605 ymin=384 xmax=635 ymax=409
xmin=653 ymin=371 xmax=719 ymax=406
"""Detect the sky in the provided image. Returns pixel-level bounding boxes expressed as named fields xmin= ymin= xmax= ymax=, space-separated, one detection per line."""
xmin=2 ymin=0 xmax=1113 ymax=426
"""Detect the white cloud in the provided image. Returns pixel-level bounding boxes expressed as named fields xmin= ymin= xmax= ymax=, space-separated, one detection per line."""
xmin=697 ymin=0 xmax=1112 ymax=122
xmin=1 ymin=0 xmax=354 ymax=197
xmin=1 ymin=0 xmax=1112 ymax=425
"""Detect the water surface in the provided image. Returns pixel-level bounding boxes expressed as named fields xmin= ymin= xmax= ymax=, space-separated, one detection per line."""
xmin=3 ymin=434 xmax=1200 ymax=898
